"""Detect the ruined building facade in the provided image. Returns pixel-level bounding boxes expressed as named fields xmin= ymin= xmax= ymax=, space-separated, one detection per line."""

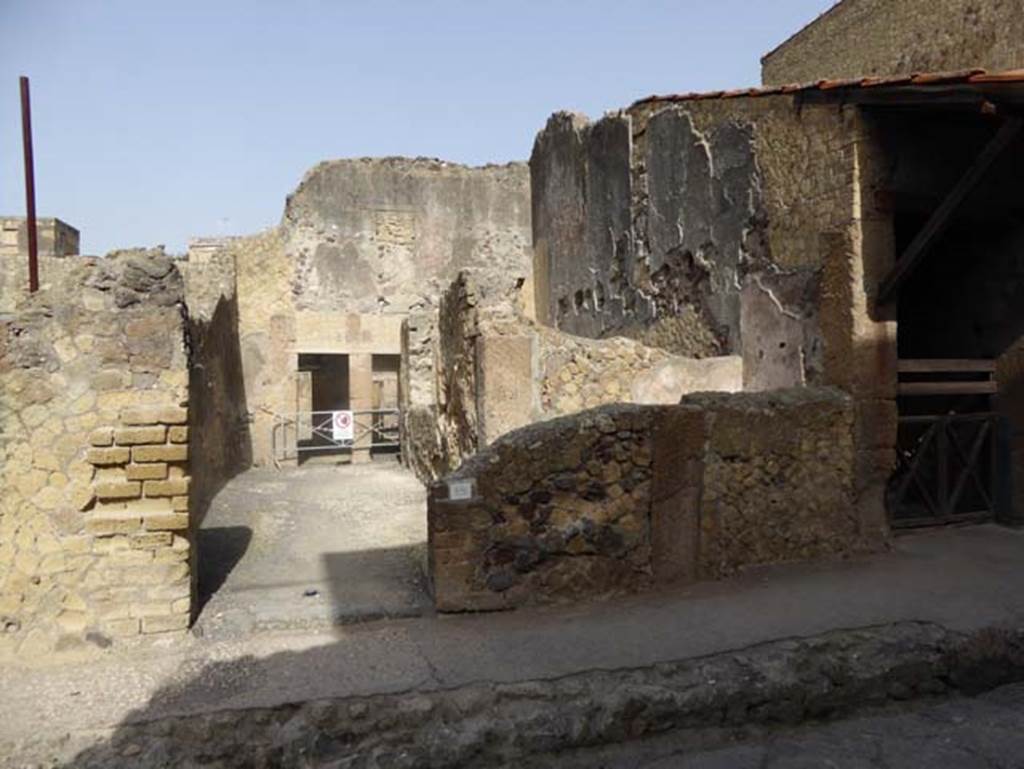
xmin=2 ymin=0 xmax=1023 ymax=653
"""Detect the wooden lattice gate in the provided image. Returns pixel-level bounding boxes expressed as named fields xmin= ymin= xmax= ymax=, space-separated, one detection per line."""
xmin=888 ymin=359 xmax=1009 ymax=528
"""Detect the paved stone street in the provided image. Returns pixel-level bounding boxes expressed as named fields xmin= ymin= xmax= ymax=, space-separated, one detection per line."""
xmin=194 ymin=459 xmax=429 ymax=637
xmin=549 ymin=683 xmax=1024 ymax=768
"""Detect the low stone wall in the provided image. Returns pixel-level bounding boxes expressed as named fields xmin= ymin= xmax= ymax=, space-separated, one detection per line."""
xmin=429 ymin=388 xmax=874 ymax=611
xmin=0 ymin=253 xmax=194 ymax=655
xmin=403 ymin=271 xmax=745 ymax=484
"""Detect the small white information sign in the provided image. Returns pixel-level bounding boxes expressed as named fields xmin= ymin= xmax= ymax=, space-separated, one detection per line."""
xmin=331 ymin=410 xmax=354 ymax=442
xmin=447 ymin=478 xmax=475 ymax=501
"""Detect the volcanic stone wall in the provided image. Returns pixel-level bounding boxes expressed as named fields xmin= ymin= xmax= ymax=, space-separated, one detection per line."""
xmin=429 ymin=388 xmax=868 ymax=611
xmin=761 ymin=0 xmax=1024 ymax=86
xmin=0 ymin=253 xmax=193 ymax=655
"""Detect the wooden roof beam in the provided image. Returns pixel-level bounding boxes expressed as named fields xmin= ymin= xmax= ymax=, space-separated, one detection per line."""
xmin=877 ymin=116 xmax=1023 ymax=304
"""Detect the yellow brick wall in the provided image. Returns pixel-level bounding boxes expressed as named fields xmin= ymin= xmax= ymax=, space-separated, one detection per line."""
xmin=0 ymin=253 xmax=193 ymax=657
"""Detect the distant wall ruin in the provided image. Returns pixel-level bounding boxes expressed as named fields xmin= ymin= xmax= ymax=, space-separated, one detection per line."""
xmin=761 ymin=0 xmax=1024 ymax=86
xmin=188 ymin=158 xmax=533 ymax=468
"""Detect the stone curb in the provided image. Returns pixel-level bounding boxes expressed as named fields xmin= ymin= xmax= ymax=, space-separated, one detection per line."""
xmin=8 ymin=620 xmax=1024 ymax=768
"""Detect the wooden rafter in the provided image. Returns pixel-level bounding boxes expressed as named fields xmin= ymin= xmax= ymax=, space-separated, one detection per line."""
xmin=877 ymin=116 xmax=1023 ymax=304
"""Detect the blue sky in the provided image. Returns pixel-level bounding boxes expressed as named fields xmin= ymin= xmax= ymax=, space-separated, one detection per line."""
xmin=0 ymin=1 xmax=833 ymax=254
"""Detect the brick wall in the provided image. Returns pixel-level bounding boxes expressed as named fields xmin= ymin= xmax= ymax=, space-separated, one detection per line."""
xmin=0 ymin=252 xmax=193 ymax=656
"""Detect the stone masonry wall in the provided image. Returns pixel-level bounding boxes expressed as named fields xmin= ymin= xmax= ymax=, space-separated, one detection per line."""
xmin=429 ymin=388 xmax=871 ymax=612
xmin=531 ymin=95 xmax=896 ymax=545
xmin=0 ymin=253 xmax=193 ymax=656
xmin=531 ymin=97 xmax=862 ymax=392
xmin=403 ymin=272 xmax=744 ymax=484
xmin=689 ymin=389 xmax=861 ymax=578
xmin=193 ymin=158 xmax=532 ymax=467
xmin=0 ymin=217 xmax=80 ymax=259
xmin=761 ymin=0 xmax=1024 ymax=86
xmin=179 ymin=251 xmax=251 ymax=524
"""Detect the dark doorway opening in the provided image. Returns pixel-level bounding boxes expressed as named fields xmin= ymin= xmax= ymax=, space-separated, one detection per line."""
xmin=871 ymin=109 xmax=1024 ymax=527
xmin=297 ymin=353 xmax=350 ymax=465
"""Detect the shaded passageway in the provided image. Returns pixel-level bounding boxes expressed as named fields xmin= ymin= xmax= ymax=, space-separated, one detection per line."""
xmin=195 ymin=460 xmax=429 ymax=637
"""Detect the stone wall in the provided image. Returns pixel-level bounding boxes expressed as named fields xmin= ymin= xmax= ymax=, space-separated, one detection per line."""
xmin=0 ymin=253 xmax=194 ymax=655
xmin=402 ymin=272 xmax=745 ymax=483
xmin=761 ymin=0 xmax=1024 ymax=86
xmin=0 ymin=217 xmax=79 ymax=259
xmin=530 ymin=97 xmax=860 ymax=391
xmin=429 ymin=388 xmax=870 ymax=612
xmin=179 ymin=251 xmax=251 ymax=524
xmin=531 ymin=94 xmax=896 ymax=542
xmin=190 ymin=158 xmax=532 ymax=467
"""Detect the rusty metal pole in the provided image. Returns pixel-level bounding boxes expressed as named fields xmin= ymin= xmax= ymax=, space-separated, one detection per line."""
xmin=20 ymin=75 xmax=39 ymax=293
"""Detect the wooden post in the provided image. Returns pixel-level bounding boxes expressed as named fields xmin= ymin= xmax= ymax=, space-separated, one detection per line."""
xmin=19 ymin=75 xmax=39 ymax=293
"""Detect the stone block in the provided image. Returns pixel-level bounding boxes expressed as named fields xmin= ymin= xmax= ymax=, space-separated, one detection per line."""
xmin=168 ymin=426 xmax=188 ymax=443
xmin=171 ymin=495 xmax=189 ymax=512
xmin=130 ymin=532 xmax=172 ymax=549
xmin=105 ymin=618 xmax=141 ymax=637
xmin=143 ymin=478 xmax=189 ymax=497
xmin=126 ymin=463 xmax=168 ymax=481
xmin=171 ymin=597 xmax=191 ymax=614
xmin=109 ymin=549 xmax=154 ymax=566
xmin=147 ymin=581 xmax=190 ymax=600
xmin=94 ymin=481 xmax=142 ymax=500
xmin=159 ymin=407 xmax=188 ymax=425
xmin=121 ymin=407 xmax=161 ymax=425
xmin=85 ymin=510 xmax=142 ymax=536
xmin=132 ymin=444 xmax=187 ymax=463
xmin=141 ymin=614 xmax=189 ymax=634
xmin=143 ymin=512 xmax=189 ymax=531
xmin=114 ymin=426 xmax=167 ymax=446
xmin=476 ymin=334 xmax=537 ymax=445
xmin=89 ymin=428 xmax=114 ymax=447
xmin=130 ymin=602 xmax=172 ymax=618
xmin=86 ymin=447 xmax=131 ymax=466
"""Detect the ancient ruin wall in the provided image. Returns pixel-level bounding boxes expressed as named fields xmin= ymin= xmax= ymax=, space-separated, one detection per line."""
xmin=404 ymin=272 xmax=744 ymax=483
xmin=429 ymin=389 xmax=869 ymax=611
xmin=761 ymin=0 xmax=1024 ymax=86
xmin=531 ymin=95 xmax=896 ymax=538
xmin=284 ymin=157 xmax=532 ymax=315
xmin=0 ymin=253 xmax=193 ymax=655
xmin=179 ymin=251 xmax=251 ymax=523
xmin=201 ymin=158 xmax=532 ymax=467
xmin=531 ymin=97 xmax=861 ymax=391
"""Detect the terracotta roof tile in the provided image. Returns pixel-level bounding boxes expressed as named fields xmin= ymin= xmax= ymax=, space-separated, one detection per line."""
xmin=630 ymin=68 xmax=1024 ymax=109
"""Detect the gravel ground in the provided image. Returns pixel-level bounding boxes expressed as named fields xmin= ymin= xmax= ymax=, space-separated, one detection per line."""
xmin=194 ymin=458 xmax=430 ymax=638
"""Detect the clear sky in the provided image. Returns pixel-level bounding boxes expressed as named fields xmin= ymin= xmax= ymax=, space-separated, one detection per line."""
xmin=0 ymin=1 xmax=834 ymax=255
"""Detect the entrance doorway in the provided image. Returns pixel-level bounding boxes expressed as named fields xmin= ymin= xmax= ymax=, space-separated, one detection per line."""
xmin=871 ymin=109 xmax=1023 ymax=527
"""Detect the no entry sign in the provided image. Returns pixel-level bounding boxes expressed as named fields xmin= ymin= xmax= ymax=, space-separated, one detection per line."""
xmin=332 ymin=410 xmax=354 ymax=441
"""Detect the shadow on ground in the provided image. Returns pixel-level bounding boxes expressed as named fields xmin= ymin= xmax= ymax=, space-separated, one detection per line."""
xmin=196 ymin=526 xmax=253 ymax=614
